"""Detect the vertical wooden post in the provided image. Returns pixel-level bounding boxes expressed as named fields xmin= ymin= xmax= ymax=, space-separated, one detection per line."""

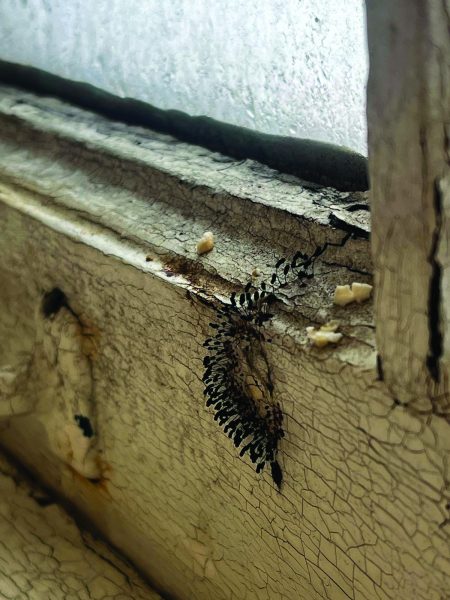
xmin=366 ymin=0 xmax=450 ymax=411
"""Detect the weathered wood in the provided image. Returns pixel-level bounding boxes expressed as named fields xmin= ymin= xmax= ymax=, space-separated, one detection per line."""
xmin=0 ymin=88 xmax=449 ymax=599
xmin=0 ymin=297 xmax=101 ymax=478
xmin=1 ymin=185 xmax=449 ymax=600
xmin=0 ymin=451 xmax=162 ymax=599
xmin=0 ymin=83 xmax=371 ymax=274
xmin=366 ymin=0 xmax=450 ymax=411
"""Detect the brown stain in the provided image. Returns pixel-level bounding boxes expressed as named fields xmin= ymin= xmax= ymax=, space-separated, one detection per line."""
xmin=163 ymin=255 xmax=207 ymax=288
xmin=66 ymin=457 xmax=113 ymax=499
xmin=95 ymin=456 xmax=113 ymax=491
xmin=163 ymin=254 xmax=232 ymax=300
xmin=79 ymin=321 xmax=102 ymax=360
xmin=59 ymin=308 xmax=110 ymax=493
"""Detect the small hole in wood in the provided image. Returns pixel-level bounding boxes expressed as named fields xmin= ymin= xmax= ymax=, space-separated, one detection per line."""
xmin=42 ymin=287 xmax=68 ymax=318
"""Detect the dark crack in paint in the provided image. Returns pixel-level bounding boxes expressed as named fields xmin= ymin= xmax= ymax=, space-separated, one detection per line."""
xmin=426 ymin=179 xmax=443 ymax=383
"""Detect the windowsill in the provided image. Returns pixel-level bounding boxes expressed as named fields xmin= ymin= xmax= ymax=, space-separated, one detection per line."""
xmin=0 ymin=83 xmax=387 ymax=600
xmin=1 ymin=82 xmax=448 ymax=600
xmin=0 ymin=59 xmax=369 ymax=192
xmin=0 ymin=83 xmax=373 ymax=356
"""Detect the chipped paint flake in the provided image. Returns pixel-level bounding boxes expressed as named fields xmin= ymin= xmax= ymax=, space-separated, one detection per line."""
xmin=306 ymin=321 xmax=343 ymax=347
xmin=196 ymin=231 xmax=215 ymax=255
xmin=334 ymin=282 xmax=373 ymax=306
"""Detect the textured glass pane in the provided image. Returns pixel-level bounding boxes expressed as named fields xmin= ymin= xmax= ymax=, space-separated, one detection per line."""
xmin=0 ymin=0 xmax=368 ymax=154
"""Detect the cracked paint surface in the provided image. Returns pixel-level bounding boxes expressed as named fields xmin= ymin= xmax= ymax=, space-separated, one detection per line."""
xmin=0 ymin=452 xmax=162 ymax=599
xmin=367 ymin=0 xmax=450 ymax=414
xmin=0 ymin=89 xmax=448 ymax=600
xmin=0 ymin=285 xmax=101 ymax=478
xmin=0 ymin=202 xmax=448 ymax=600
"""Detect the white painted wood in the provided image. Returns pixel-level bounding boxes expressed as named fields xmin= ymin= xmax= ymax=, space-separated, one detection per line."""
xmin=0 ymin=298 xmax=101 ymax=478
xmin=0 ymin=451 xmax=162 ymax=599
xmin=0 ymin=361 xmax=34 ymax=418
xmin=0 ymin=87 xmax=448 ymax=600
xmin=367 ymin=0 xmax=450 ymax=412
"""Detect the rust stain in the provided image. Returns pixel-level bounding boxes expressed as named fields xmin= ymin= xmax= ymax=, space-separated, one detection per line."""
xmin=67 ymin=457 xmax=112 ymax=499
xmin=79 ymin=321 xmax=102 ymax=360
xmin=164 ymin=255 xmax=202 ymax=281
xmin=163 ymin=254 xmax=226 ymax=294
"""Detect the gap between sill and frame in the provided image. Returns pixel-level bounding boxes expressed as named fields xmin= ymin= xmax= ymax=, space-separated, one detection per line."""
xmin=0 ymin=78 xmax=371 ymax=277
xmin=0 ymin=73 xmax=373 ymax=351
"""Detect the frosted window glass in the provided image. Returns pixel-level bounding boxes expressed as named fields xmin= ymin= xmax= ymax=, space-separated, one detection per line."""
xmin=0 ymin=0 xmax=368 ymax=154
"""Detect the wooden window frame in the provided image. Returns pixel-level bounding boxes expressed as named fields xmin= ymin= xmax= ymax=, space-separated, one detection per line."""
xmin=0 ymin=2 xmax=448 ymax=599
